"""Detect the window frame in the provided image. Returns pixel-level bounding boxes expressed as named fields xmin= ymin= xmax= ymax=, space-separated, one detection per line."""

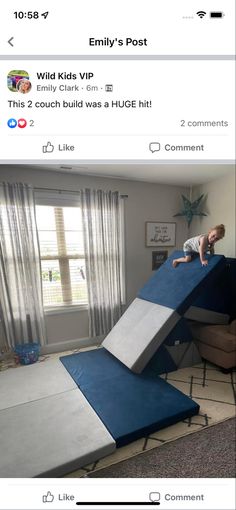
xmin=35 ymin=190 xmax=126 ymax=312
xmin=35 ymin=191 xmax=88 ymax=311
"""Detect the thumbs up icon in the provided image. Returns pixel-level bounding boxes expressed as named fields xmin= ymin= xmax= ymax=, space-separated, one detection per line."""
xmin=42 ymin=141 xmax=54 ymax=153
xmin=42 ymin=491 xmax=54 ymax=503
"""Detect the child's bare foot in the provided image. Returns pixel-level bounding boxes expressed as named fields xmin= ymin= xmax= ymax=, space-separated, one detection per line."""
xmin=172 ymin=259 xmax=179 ymax=268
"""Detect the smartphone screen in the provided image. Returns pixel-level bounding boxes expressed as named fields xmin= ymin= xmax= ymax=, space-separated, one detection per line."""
xmin=0 ymin=1 xmax=235 ymax=509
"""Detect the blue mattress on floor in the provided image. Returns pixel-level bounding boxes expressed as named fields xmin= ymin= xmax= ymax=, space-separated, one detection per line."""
xmin=60 ymin=348 xmax=199 ymax=447
xmin=138 ymin=251 xmax=225 ymax=315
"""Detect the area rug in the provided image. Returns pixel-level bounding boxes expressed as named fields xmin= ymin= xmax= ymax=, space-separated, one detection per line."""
xmin=64 ymin=359 xmax=236 ymax=478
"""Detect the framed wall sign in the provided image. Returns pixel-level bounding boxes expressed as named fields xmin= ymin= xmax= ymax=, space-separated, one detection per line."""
xmin=146 ymin=222 xmax=176 ymax=247
xmin=152 ymin=250 xmax=168 ymax=270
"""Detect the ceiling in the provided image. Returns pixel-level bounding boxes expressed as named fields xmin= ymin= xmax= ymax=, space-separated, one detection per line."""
xmin=24 ymin=164 xmax=235 ymax=186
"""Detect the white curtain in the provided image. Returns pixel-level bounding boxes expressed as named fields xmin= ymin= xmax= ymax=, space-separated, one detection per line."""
xmin=81 ymin=188 xmax=123 ymax=337
xmin=0 ymin=182 xmax=46 ymax=349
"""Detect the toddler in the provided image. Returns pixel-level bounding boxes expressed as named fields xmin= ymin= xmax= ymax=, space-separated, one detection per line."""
xmin=172 ymin=224 xmax=225 ymax=267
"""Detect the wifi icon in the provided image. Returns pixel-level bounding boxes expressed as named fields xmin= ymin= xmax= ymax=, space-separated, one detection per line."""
xmin=197 ymin=11 xmax=206 ymax=18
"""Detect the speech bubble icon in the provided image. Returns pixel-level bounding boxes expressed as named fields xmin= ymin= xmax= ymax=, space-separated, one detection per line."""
xmin=149 ymin=142 xmax=161 ymax=153
xmin=149 ymin=492 xmax=161 ymax=502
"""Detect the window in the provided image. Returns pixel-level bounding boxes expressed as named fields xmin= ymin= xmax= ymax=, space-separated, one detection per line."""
xmin=36 ymin=205 xmax=87 ymax=308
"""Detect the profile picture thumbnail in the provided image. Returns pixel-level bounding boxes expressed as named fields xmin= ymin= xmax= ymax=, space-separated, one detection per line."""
xmin=7 ymin=70 xmax=32 ymax=93
xmin=16 ymin=78 xmax=32 ymax=94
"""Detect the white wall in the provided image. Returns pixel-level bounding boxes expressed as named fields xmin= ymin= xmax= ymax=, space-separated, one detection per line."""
xmin=0 ymin=165 xmax=189 ymax=350
xmin=190 ymin=169 xmax=236 ymax=258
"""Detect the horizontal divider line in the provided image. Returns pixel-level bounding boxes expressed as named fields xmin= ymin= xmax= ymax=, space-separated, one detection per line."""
xmin=76 ymin=503 xmax=160 ymax=506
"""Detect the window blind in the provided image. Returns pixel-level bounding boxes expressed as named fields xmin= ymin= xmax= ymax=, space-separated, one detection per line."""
xmin=36 ymin=205 xmax=87 ymax=307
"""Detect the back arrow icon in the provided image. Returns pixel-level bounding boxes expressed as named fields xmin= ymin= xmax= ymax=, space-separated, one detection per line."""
xmin=8 ymin=37 xmax=14 ymax=47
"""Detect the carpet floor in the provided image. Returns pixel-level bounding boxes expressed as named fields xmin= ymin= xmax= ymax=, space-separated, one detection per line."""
xmin=86 ymin=417 xmax=236 ymax=478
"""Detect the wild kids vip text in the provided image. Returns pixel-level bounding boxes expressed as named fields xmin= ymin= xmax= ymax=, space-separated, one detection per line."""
xmin=36 ymin=72 xmax=94 ymax=79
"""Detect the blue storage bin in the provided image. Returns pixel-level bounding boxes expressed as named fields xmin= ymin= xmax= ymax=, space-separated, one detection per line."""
xmin=14 ymin=343 xmax=40 ymax=365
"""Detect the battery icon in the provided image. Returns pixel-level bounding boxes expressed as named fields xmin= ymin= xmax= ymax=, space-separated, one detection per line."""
xmin=210 ymin=12 xmax=224 ymax=18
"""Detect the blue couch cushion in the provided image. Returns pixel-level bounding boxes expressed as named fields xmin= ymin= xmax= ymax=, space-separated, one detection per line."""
xmin=146 ymin=344 xmax=177 ymax=374
xmin=60 ymin=348 xmax=199 ymax=447
xmin=138 ymin=251 xmax=226 ymax=315
xmin=163 ymin=318 xmax=193 ymax=346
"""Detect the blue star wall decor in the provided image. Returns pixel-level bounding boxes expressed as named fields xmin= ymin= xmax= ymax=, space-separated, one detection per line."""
xmin=174 ymin=194 xmax=207 ymax=227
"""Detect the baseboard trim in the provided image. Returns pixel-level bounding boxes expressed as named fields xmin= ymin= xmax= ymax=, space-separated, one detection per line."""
xmin=40 ymin=335 xmax=105 ymax=355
